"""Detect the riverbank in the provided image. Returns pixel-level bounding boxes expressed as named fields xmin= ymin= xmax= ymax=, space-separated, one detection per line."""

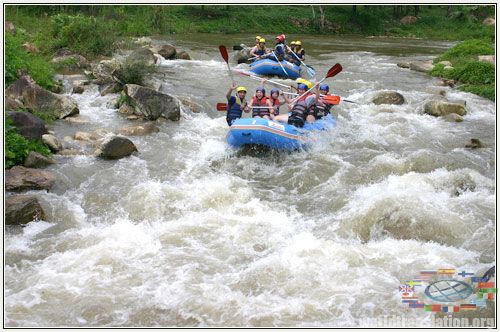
xmin=6 ymin=5 xmax=495 ymax=42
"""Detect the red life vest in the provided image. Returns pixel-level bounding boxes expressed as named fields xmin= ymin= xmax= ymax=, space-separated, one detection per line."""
xmin=251 ymin=96 xmax=271 ymax=117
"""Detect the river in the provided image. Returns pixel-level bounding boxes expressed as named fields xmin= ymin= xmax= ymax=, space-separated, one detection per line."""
xmin=4 ymin=34 xmax=496 ymax=327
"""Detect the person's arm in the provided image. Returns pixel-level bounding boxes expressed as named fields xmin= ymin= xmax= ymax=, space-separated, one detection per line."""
xmin=249 ymin=46 xmax=259 ymax=58
xmin=227 ymin=83 xmax=236 ymax=100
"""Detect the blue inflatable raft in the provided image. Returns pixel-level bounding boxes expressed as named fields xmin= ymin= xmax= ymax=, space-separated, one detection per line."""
xmin=249 ymin=59 xmax=301 ymax=79
xmin=226 ymin=115 xmax=336 ymax=151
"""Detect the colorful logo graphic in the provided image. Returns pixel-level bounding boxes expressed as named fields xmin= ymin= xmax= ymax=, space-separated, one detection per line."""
xmin=399 ymin=267 xmax=496 ymax=313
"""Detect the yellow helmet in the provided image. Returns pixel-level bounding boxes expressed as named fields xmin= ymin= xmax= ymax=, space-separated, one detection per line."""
xmin=256 ymin=35 xmax=262 ymax=40
xmin=290 ymin=41 xmax=297 ymax=45
xmin=236 ymin=86 xmax=247 ymax=93
xmin=296 ymin=78 xmax=312 ymax=89
xmin=296 ymin=40 xmax=302 ymax=46
xmin=259 ymin=38 xmax=266 ymax=43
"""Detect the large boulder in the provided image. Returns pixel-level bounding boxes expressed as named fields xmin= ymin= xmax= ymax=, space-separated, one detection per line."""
xmin=7 ymin=111 xmax=48 ymax=140
xmin=99 ymin=82 xmax=123 ymax=96
xmin=5 ymin=195 xmax=46 ymax=225
xmin=5 ymin=166 xmax=56 ymax=191
xmin=98 ymin=135 xmax=138 ymax=159
xmin=128 ymin=48 xmax=156 ymax=66
xmin=372 ymin=91 xmax=405 ymax=105
xmin=158 ymin=44 xmax=177 ymax=60
xmin=24 ymin=151 xmax=57 ymax=168
xmin=6 ymin=76 xmax=79 ymax=119
xmin=118 ymin=123 xmax=159 ymax=136
xmin=124 ymin=84 xmax=181 ymax=121
xmin=400 ymin=16 xmax=417 ymax=25
xmin=409 ymin=60 xmax=435 ymax=73
xmin=424 ymin=100 xmax=467 ymax=117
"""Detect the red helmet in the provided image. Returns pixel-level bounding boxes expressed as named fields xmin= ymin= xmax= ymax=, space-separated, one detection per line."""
xmin=275 ymin=35 xmax=285 ymax=43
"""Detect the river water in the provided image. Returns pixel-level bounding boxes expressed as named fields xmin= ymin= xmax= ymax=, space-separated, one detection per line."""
xmin=4 ymin=34 xmax=496 ymax=327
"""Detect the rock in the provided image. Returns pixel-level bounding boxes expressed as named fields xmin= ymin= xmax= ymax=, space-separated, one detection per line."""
xmin=42 ymin=134 xmax=62 ymax=152
xmin=91 ymin=59 xmax=120 ymax=85
xmin=442 ymin=113 xmax=464 ymax=122
xmin=5 ymin=21 xmax=16 ymax=35
xmin=234 ymin=47 xmax=252 ymax=64
xmin=397 ymin=62 xmax=411 ymax=69
xmin=409 ymin=60 xmax=435 ymax=73
xmin=465 ymin=138 xmax=485 ymax=149
xmin=158 ymin=44 xmax=177 ymax=60
xmin=118 ymin=123 xmax=160 ymax=136
xmin=64 ymin=115 xmax=90 ymax=124
xmin=118 ymin=103 xmax=135 ymax=115
xmin=127 ymin=48 xmax=156 ymax=66
xmin=424 ymin=100 xmax=467 ymax=117
xmin=24 ymin=151 xmax=57 ymax=168
xmin=177 ymin=51 xmax=191 ymax=60
xmin=72 ymin=85 xmax=85 ymax=94
xmin=99 ymin=82 xmax=122 ymax=96
xmin=6 ymin=76 xmax=79 ymax=119
xmin=178 ymin=96 xmax=204 ymax=113
xmin=5 ymin=166 xmax=56 ymax=191
xmin=5 ymin=96 xmax=25 ymax=111
xmin=22 ymin=42 xmax=39 ymax=53
xmin=127 ymin=115 xmax=141 ymax=120
xmin=92 ymin=129 xmax=110 ymax=140
xmin=125 ymin=84 xmax=181 ymax=121
xmin=372 ymin=91 xmax=405 ymax=105
xmin=51 ymin=54 xmax=90 ymax=69
xmin=437 ymin=60 xmax=452 ymax=67
xmin=447 ymin=99 xmax=466 ymax=107
xmin=483 ymin=17 xmax=495 ymax=26
xmin=98 ymin=135 xmax=138 ymax=159
xmin=7 ymin=111 xmax=48 ymax=140
xmin=134 ymin=37 xmax=152 ymax=45
xmin=5 ymin=195 xmax=46 ymax=225
xmin=74 ymin=131 xmax=94 ymax=141
xmin=478 ymin=55 xmax=495 ymax=65
xmin=436 ymin=79 xmax=456 ymax=87
xmin=400 ymin=16 xmax=417 ymax=25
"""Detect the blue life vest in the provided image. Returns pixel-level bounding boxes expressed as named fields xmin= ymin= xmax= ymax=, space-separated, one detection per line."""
xmin=226 ymin=96 xmax=246 ymax=126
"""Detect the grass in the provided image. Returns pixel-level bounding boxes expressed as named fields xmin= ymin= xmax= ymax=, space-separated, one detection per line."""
xmin=430 ymin=39 xmax=494 ymax=101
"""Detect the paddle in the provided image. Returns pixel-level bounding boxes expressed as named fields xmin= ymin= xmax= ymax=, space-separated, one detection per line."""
xmin=219 ymin=45 xmax=235 ymax=85
xmin=272 ymin=51 xmax=289 ymax=78
xmin=283 ymin=91 xmax=357 ymax=104
xmin=216 ymin=103 xmax=271 ymax=111
xmin=290 ymin=63 xmax=343 ymax=105
xmin=234 ymin=70 xmax=292 ymax=89
xmin=286 ymin=45 xmax=315 ymax=77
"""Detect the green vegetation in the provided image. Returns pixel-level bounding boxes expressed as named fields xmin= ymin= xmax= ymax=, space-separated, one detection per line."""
xmin=5 ymin=117 xmax=52 ymax=169
xmin=114 ymin=59 xmax=156 ymax=86
xmin=5 ymin=31 xmax=55 ymax=90
xmin=6 ymin=5 xmax=495 ymax=42
xmin=430 ymin=39 xmax=494 ymax=100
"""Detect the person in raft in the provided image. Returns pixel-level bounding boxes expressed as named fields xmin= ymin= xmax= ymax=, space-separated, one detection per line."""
xmin=248 ymin=86 xmax=273 ymax=119
xmin=262 ymin=34 xmax=286 ymax=62
xmin=226 ymin=83 xmax=249 ymax=126
xmin=306 ymin=84 xmax=332 ymax=123
xmin=249 ymin=38 xmax=268 ymax=59
xmin=269 ymin=88 xmax=286 ymax=118
xmin=274 ymin=83 xmax=319 ymax=127
xmin=288 ymin=40 xmax=306 ymax=66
